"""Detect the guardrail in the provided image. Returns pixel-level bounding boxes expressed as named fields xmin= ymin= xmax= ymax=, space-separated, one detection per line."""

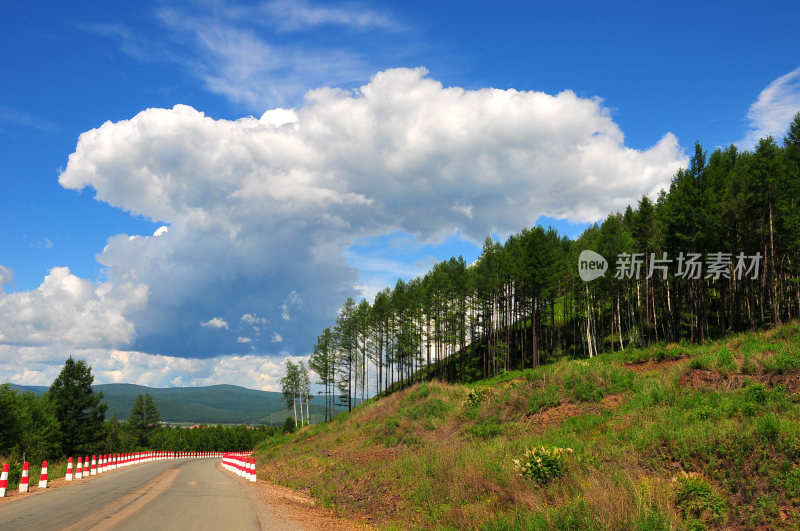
xmin=0 ymin=451 xmax=252 ymax=497
xmin=221 ymin=452 xmax=256 ymax=482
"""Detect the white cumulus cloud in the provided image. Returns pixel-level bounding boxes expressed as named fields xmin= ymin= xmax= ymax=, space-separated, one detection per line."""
xmin=2 ymin=68 xmax=686 ymax=387
xmin=0 ymin=267 xmax=146 ymax=347
xmin=201 ymin=317 xmax=230 ymax=330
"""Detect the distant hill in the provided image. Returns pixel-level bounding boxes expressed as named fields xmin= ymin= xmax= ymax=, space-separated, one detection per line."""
xmin=4 ymin=382 xmax=327 ymax=425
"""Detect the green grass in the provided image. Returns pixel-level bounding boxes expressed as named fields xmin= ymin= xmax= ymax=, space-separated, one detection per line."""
xmin=256 ymin=323 xmax=800 ymax=530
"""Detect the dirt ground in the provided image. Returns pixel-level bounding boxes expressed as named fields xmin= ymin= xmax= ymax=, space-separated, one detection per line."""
xmin=678 ymin=368 xmax=800 ymax=394
xmin=218 ymin=461 xmax=373 ymax=530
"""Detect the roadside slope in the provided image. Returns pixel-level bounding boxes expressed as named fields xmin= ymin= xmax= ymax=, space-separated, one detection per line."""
xmin=257 ymin=323 xmax=800 ymax=529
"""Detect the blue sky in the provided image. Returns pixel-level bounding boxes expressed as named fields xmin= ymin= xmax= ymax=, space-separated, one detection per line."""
xmin=1 ymin=0 xmax=798 ymax=390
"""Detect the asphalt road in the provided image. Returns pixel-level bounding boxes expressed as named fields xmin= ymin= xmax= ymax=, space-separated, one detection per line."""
xmin=0 ymin=459 xmax=307 ymax=530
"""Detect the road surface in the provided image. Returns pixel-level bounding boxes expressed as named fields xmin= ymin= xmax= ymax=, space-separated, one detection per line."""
xmin=0 ymin=458 xmax=315 ymax=530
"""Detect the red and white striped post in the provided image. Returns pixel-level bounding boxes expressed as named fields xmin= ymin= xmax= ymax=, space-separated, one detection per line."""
xmin=65 ymin=457 xmax=74 ymax=481
xmin=249 ymin=458 xmax=256 ymax=482
xmin=19 ymin=461 xmax=30 ymax=493
xmin=0 ymin=463 xmax=8 ymax=497
xmin=76 ymin=457 xmax=83 ymax=479
xmin=38 ymin=460 xmax=48 ymax=488
xmin=90 ymin=455 xmax=97 ymax=476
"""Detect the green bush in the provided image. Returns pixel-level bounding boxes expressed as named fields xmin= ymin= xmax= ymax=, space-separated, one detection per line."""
xmin=755 ymin=414 xmax=781 ymax=443
xmin=715 ymin=347 xmax=736 ymax=373
xmin=513 ymin=446 xmax=573 ymax=484
xmin=467 ymin=416 xmax=503 ymax=439
xmin=740 ymin=353 xmax=757 ymax=375
xmin=462 ymin=388 xmax=487 ymax=411
xmin=281 ymin=416 xmax=295 ymax=434
xmin=690 ymin=355 xmax=713 ymax=371
xmin=744 ymin=383 xmax=767 ymax=404
xmin=762 ymin=347 xmax=800 ymax=374
xmin=785 ymin=466 xmax=800 ymax=498
xmin=675 ymin=475 xmax=726 ymax=527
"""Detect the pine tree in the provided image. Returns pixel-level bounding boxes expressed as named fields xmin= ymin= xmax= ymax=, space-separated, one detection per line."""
xmin=309 ymin=327 xmax=336 ymax=421
xmin=48 ymin=357 xmax=107 ymax=456
xmin=335 ymin=297 xmax=358 ymax=411
xmin=144 ymin=393 xmax=161 ymax=426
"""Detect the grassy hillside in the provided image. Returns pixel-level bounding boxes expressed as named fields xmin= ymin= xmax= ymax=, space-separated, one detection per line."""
xmin=256 ymin=323 xmax=800 ymax=529
xmin=6 ymin=383 xmax=326 ymax=425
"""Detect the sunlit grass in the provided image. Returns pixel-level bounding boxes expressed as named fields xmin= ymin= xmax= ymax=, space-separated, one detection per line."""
xmin=256 ymin=322 xmax=800 ymax=529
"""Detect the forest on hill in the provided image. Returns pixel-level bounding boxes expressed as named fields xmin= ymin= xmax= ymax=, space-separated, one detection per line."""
xmin=8 ymin=383 xmax=326 ymax=425
xmin=309 ymin=113 xmax=800 ymax=413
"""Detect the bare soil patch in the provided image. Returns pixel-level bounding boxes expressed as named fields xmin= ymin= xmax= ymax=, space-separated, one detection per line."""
xmin=678 ymin=369 xmax=800 ymax=394
xmin=625 ymin=356 xmax=687 ymax=373
xmin=523 ymin=394 xmax=627 ymax=430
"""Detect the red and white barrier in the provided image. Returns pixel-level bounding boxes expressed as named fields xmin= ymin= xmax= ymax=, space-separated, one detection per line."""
xmin=221 ymin=453 xmax=256 ymax=483
xmin=0 ymin=463 xmax=8 ymax=497
xmin=19 ymin=461 xmax=29 ymax=493
xmin=38 ymin=460 xmax=48 ymax=488
xmin=0 ymin=450 xmax=244 ymax=497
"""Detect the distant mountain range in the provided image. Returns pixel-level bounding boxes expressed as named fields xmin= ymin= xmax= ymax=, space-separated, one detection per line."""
xmin=6 ymin=383 xmax=328 ymax=425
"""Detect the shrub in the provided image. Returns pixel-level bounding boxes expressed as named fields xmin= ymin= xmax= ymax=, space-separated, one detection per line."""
xmin=785 ymin=466 xmax=800 ymax=498
xmin=762 ymin=347 xmax=800 ymax=374
xmin=755 ymin=414 xmax=780 ymax=443
xmin=462 ymin=388 xmax=487 ymax=411
xmin=281 ymin=416 xmax=295 ymax=434
xmin=675 ymin=474 xmax=726 ymax=527
xmin=744 ymin=382 xmax=767 ymax=404
xmin=740 ymin=354 xmax=757 ymax=375
xmin=513 ymin=446 xmax=573 ymax=484
xmin=467 ymin=416 xmax=503 ymax=439
xmin=690 ymin=355 xmax=713 ymax=371
xmin=715 ymin=347 xmax=736 ymax=373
